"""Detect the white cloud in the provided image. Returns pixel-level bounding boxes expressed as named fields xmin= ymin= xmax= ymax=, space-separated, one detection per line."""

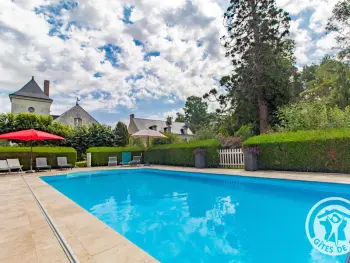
xmin=0 ymin=0 xmax=340 ymax=121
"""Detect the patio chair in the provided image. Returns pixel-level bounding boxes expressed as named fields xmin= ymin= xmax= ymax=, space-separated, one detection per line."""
xmin=108 ymin=156 xmax=118 ymax=166
xmin=57 ymin=157 xmax=73 ymax=170
xmin=0 ymin=160 xmax=10 ymax=174
xmin=130 ymin=156 xmax=142 ymax=166
xmin=35 ymin=158 xmax=51 ymax=172
xmin=7 ymin=159 xmax=23 ymax=173
xmin=121 ymin=152 xmax=131 ymax=165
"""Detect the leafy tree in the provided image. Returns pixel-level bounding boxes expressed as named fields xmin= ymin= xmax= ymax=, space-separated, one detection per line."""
xmin=183 ymin=96 xmax=210 ymax=132
xmin=326 ymin=0 xmax=350 ymax=60
xmin=205 ymin=43 xmax=295 ymax=134
xmin=300 ymin=57 xmax=350 ymax=108
xmin=66 ymin=126 xmax=89 ymax=160
xmin=217 ymin=0 xmax=292 ymax=133
xmin=276 ymin=101 xmax=350 ymax=132
xmin=114 ymin=122 xmax=129 ymax=147
xmin=174 ymin=113 xmax=185 ymax=122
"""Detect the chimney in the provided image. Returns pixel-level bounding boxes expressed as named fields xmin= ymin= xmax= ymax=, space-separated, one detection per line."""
xmin=44 ymin=80 xmax=50 ymax=97
xmin=166 ymin=116 xmax=172 ymax=126
xmin=130 ymin=114 xmax=135 ymax=122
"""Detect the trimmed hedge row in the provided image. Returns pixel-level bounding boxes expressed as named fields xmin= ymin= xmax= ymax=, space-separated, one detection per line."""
xmin=87 ymin=147 xmax=143 ymax=166
xmin=144 ymin=139 xmax=221 ymax=167
xmin=0 ymin=147 xmax=77 ymax=170
xmin=243 ymin=129 xmax=350 ymax=172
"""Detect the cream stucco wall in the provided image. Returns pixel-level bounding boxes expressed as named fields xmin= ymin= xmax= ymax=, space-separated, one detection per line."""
xmin=53 ymin=105 xmax=98 ymax=127
xmin=11 ymin=97 xmax=52 ymax=116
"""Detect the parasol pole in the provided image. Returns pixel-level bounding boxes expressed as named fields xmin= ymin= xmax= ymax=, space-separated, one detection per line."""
xmin=26 ymin=137 xmax=35 ymax=173
xmin=30 ymin=141 xmax=33 ymax=171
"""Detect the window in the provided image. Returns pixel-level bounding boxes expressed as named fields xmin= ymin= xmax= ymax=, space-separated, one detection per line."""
xmin=180 ymin=129 xmax=184 ymax=134
xmin=164 ymin=127 xmax=168 ymax=132
xmin=28 ymin=107 xmax=35 ymax=113
xmin=74 ymin=118 xmax=82 ymax=127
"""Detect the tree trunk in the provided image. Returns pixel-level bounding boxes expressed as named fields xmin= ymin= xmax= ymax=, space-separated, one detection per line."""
xmin=259 ymin=99 xmax=268 ymax=134
xmin=250 ymin=0 xmax=269 ymax=134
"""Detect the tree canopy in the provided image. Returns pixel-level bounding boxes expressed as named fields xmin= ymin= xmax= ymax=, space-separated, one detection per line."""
xmin=204 ymin=0 xmax=293 ymax=134
xmin=326 ymin=0 xmax=350 ymax=60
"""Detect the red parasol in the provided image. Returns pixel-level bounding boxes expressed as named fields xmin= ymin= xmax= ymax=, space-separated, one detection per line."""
xmin=0 ymin=129 xmax=64 ymax=172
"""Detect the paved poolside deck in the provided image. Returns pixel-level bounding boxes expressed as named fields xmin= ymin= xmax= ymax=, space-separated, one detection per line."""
xmin=1 ymin=166 xmax=350 ymax=262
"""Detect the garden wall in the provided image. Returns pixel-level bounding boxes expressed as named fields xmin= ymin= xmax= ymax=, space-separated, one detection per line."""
xmin=0 ymin=147 xmax=77 ymax=170
xmin=87 ymin=147 xmax=143 ymax=166
xmin=243 ymin=129 xmax=350 ymax=173
xmin=144 ymin=139 xmax=221 ymax=167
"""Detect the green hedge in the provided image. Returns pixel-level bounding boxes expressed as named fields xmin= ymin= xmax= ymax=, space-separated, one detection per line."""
xmin=144 ymin=139 xmax=221 ymax=167
xmin=87 ymin=147 xmax=144 ymax=166
xmin=243 ymin=129 xmax=350 ymax=172
xmin=0 ymin=147 xmax=77 ymax=170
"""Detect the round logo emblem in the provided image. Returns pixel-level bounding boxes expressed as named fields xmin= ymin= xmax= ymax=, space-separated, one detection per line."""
xmin=305 ymin=197 xmax=350 ymax=256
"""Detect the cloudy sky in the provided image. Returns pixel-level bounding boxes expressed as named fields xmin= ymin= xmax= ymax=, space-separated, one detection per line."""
xmin=0 ymin=0 xmax=339 ymax=125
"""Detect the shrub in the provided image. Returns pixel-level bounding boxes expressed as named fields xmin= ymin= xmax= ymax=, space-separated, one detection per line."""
xmin=193 ymin=126 xmax=217 ymax=140
xmin=243 ymin=128 xmax=350 ymax=172
xmin=0 ymin=146 xmax=77 ymax=170
xmin=152 ymin=133 xmax=182 ymax=145
xmin=276 ymin=101 xmax=350 ymax=132
xmin=75 ymin=161 xmax=86 ymax=167
xmin=87 ymin=147 xmax=144 ymax=166
xmin=218 ymin=136 xmax=242 ymax=149
xmin=144 ymin=139 xmax=221 ymax=167
xmin=235 ymin=124 xmax=254 ymax=141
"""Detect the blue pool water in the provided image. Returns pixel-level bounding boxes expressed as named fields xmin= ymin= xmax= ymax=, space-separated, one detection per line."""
xmin=42 ymin=169 xmax=350 ymax=263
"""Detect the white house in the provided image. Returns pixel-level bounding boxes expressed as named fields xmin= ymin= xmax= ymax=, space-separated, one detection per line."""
xmin=9 ymin=76 xmax=98 ymax=128
xmin=9 ymin=76 xmax=52 ymax=116
xmin=128 ymin=114 xmax=194 ymax=141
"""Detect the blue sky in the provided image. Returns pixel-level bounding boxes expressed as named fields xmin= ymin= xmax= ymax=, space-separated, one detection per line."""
xmin=0 ymin=0 xmax=339 ymax=125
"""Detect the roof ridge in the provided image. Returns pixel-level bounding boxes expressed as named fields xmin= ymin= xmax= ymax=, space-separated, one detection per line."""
xmin=133 ymin=117 xmax=186 ymax=124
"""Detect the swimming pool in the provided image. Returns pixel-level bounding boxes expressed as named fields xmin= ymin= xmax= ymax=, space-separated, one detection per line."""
xmin=41 ymin=169 xmax=350 ymax=263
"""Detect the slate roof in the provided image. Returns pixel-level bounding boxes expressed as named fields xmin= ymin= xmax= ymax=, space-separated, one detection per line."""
xmin=132 ymin=118 xmax=193 ymax=135
xmin=9 ymin=77 xmax=52 ymax=101
xmin=54 ymin=104 xmax=99 ymax=124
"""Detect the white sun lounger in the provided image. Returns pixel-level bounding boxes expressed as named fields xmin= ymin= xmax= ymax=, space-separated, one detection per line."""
xmin=0 ymin=160 xmax=10 ymax=174
xmin=7 ymin=159 xmax=23 ymax=173
xmin=108 ymin=156 xmax=118 ymax=166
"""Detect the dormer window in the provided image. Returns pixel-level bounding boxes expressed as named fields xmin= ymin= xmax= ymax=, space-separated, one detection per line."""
xmin=149 ymin=125 xmax=157 ymax=131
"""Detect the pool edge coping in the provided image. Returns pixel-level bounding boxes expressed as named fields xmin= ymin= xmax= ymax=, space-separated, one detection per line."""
xmin=24 ymin=171 xmax=160 ymax=263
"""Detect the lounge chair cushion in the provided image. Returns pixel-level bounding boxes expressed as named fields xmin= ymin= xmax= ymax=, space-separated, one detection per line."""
xmin=57 ymin=157 xmax=73 ymax=169
xmin=36 ymin=158 xmax=51 ymax=170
